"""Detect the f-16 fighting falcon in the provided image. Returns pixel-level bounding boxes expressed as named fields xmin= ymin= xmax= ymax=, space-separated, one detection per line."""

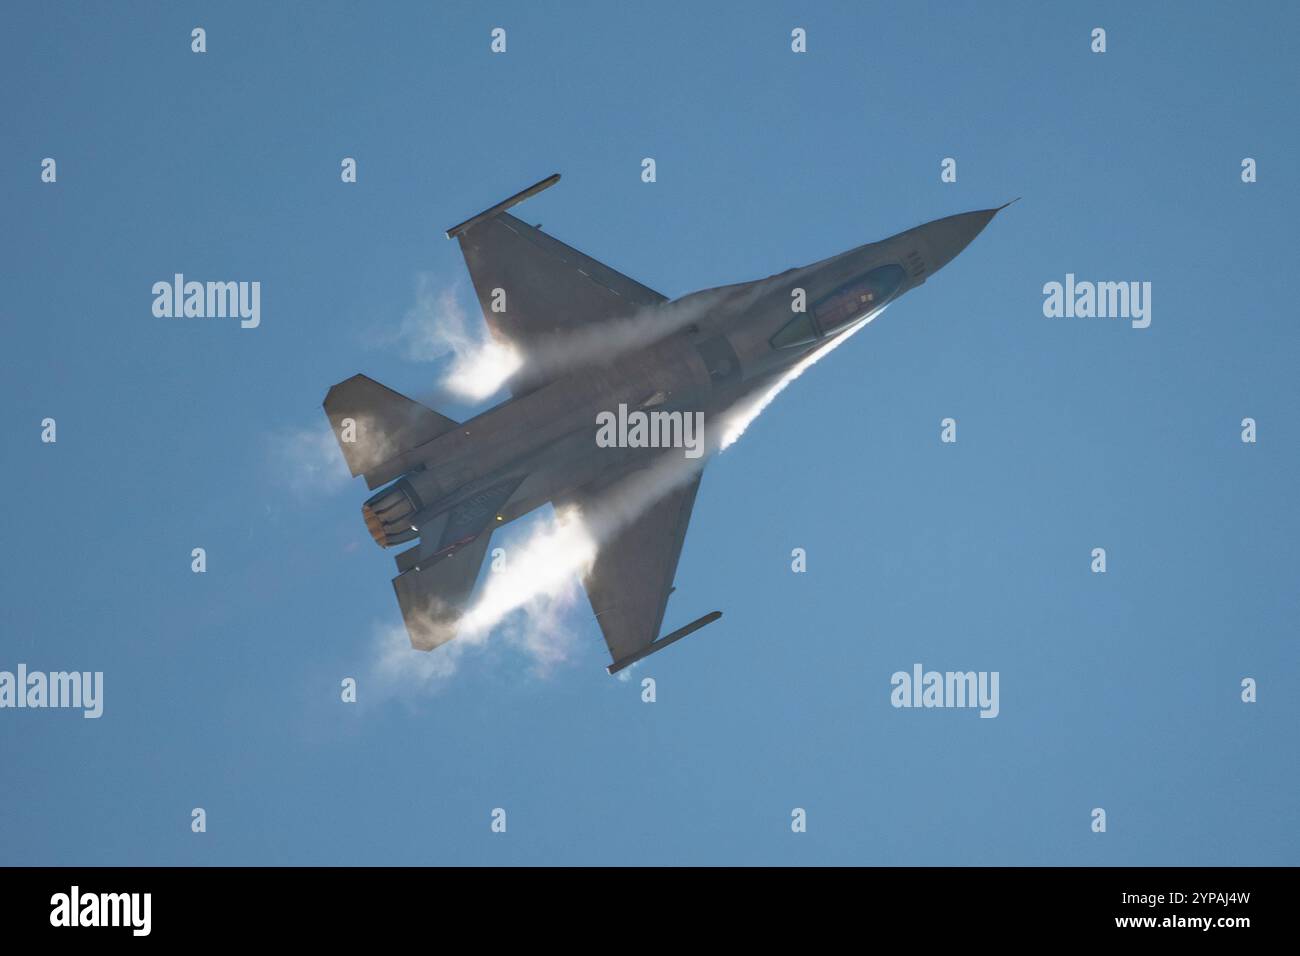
xmin=324 ymin=174 xmax=1008 ymax=673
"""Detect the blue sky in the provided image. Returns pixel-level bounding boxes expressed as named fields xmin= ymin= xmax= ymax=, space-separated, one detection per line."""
xmin=2 ymin=1 xmax=1296 ymax=865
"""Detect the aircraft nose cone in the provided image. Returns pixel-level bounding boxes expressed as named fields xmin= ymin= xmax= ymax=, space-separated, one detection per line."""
xmin=920 ymin=206 xmax=1003 ymax=274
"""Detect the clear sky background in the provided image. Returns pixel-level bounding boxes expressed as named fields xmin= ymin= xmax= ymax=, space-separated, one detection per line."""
xmin=2 ymin=1 xmax=1296 ymax=865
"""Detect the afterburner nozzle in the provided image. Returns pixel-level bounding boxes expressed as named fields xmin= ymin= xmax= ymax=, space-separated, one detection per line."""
xmin=362 ymin=503 xmax=387 ymax=547
xmin=361 ymin=482 xmax=420 ymax=548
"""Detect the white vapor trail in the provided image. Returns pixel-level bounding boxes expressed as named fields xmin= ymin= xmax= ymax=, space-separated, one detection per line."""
xmin=457 ymin=505 xmax=597 ymax=641
xmin=454 ymin=452 xmax=706 ymax=644
xmin=441 ymin=303 xmax=872 ymax=654
xmin=411 ymin=277 xmax=777 ymax=402
xmin=268 ymin=421 xmax=353 ymax=499
xmin=374 ymin=283 xmax=880 ymax=689
xmin=385 ymin=274 xmax=523 ymax=402
xmin=365 ymin=456 xmax=705 ymax=697
xmin=716 ymin=307 xmax=886 ymax=449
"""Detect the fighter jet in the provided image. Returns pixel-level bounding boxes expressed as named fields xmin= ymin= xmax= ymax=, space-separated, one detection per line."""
xmin=324 ymin=174 xmax=1006 ymax=673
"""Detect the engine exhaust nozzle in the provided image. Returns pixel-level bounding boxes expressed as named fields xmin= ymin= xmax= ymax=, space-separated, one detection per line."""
xmin=361 ymin=480 xmax=421 ymax=548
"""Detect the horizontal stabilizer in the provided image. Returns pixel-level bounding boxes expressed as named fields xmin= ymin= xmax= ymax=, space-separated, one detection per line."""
xmin=323 ymin=374 xmax=459 ymax=487
xmin=392 ymin=533 xmax=492 ymax=651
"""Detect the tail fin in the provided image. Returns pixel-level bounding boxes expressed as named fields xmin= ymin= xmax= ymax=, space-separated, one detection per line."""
xmin=391 ymin=534 xmax=493 ymax=650
xmin=323 ymin=374 xmax=459 ymax=489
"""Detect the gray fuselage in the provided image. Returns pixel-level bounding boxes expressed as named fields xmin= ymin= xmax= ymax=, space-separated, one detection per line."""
xmin=364 ymin=207 xmax=997 ymax=549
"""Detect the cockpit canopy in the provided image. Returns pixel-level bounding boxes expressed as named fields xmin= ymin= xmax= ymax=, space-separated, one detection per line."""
xmin=770 ymin=263 xmax=907 ymax=349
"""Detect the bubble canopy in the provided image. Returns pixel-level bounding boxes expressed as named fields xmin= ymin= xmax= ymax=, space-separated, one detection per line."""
xmin=770 ymin=263 xmax=907 ymax=348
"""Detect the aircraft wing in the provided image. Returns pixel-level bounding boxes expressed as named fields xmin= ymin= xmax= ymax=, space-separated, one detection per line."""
xmin=560 ymin=466 xmax=721 ymax=674
xmin=448 ymin=175 xmax=667 ymax=394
